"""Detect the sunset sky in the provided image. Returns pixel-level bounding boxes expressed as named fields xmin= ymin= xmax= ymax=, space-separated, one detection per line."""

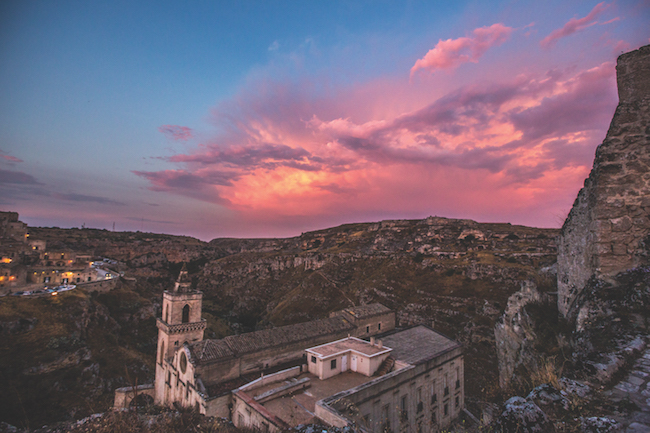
xmin=1 ymin=1 xmax=648 ymax=240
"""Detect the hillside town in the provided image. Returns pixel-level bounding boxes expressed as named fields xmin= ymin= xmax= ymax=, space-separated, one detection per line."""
xmin=0 ymin=211 xmax=121 ymax=296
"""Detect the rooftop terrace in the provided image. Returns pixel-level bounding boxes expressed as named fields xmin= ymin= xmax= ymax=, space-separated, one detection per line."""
xmin=244 ymin=370 xmax=378 ymax=426
xmin=307 ymin=337 xmax=391 ymax=358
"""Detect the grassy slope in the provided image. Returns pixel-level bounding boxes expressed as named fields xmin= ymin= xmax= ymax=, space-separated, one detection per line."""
xmin=0 ymin=282 xmax=159 ymax=428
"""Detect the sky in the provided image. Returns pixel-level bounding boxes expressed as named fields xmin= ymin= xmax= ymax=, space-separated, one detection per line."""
xmin=1 ymin=1 xmax=648 ymax=240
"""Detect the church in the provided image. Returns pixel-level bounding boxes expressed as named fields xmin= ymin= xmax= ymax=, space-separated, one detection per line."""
xmin=116 ymin=266 xmax=465 ymax=432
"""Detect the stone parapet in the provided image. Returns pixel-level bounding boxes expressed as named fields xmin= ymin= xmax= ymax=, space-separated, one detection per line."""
xmin=156 ymin=318 xmax=206 ymax=334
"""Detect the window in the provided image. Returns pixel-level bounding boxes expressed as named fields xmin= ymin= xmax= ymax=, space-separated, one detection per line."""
xmin=167 ymin=372 xmax=171 ymax=384
xmin=311 ymin=356 xmax=317 ymax=363
xmin=431 ymin=411 xmax=437 ymax=424
xmin=180 ymin=352 xmax=187 ymax=373
xmin=417 ymin=388 xmax=423 ymax=413
xmin=432 ymin=393 xmax=437 ymax=404
xmin=444 ymin=386 xmax=449 ymax=397
xmin=455 ymin=396 xmax=459 ymax=408
xmin=182 ymin=304 xmax=190 ymax=323
xmin=378 ymin=323 xmax=381 ymax=331
xmin=382 ymin=405 xmax=390 ymax=431
xmin=444 ymin=404 xmax=448 ymax=416
xmin=160 ymin=341 xmax=165 ymax=364
xmin=331 ymin=359 xmax=337 ymax=369
xmin=366 ymin=325 xmax=370 ymax=333
xmin=400 ymin=395 xmax=408 ymax=421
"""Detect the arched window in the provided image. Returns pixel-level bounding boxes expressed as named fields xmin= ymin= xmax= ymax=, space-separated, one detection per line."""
xmin=182 ymin=304 xmax=190 ymax=323
xmin=160 ymin=341 xmax=165 ymax=364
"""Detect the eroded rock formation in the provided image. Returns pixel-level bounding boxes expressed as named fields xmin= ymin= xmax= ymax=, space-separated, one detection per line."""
xmin=558 ymin=45 xmax=650 ymax=318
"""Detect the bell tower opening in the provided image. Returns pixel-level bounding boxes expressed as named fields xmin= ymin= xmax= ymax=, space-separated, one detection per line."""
xmin=182 ymin=304 xmax=190 ymax=323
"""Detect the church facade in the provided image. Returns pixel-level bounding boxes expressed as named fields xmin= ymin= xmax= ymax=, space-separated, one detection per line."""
xmin=136 ymin=267 xmax=464 ymax=432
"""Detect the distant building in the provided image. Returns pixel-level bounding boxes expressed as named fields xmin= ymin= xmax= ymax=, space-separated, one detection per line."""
xmin=117 ymin=267 xmax=465 ymax=432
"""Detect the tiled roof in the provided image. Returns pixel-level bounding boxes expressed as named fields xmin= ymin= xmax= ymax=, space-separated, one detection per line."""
xmin=339 ymin=303 xmax=392 ymax=319
xmin=189 ymin=339 xmax=235 ymax=363
xmin=188 ymin=316 xmax=355 ymax=365
xmin=380 ymin=325 xmax=461 ymax=365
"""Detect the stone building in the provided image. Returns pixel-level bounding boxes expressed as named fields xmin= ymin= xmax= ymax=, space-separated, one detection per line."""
xmin=124 ymin=267 xmax=464 ymax=432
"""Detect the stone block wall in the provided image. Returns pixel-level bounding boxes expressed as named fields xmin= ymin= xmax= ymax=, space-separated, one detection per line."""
xmin=558 ymin=45 xmax=650 ymax=317
xmin=318 ymin=348 xmax=464 ymax=432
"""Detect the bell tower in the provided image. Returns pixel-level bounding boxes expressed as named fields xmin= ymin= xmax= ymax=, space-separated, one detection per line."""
xmin=154 ymin=263 xmax=206 ymax=405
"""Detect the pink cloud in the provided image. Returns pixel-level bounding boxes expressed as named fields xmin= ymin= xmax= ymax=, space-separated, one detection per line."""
xmin=410 ymin=23 xmax=513 ymax=76
xmin=0 ymin=153 xmax=23 ymax=163
xmin=158 ymin=125 xmax=193 ymax=141
xmin=540 ymin=2 xmax=610 ymax=48
xmin=135 ymin=58 xmax=617 ymax=232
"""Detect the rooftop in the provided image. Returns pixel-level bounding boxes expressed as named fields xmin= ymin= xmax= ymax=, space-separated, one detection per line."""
xmin=334 ymin=303 xmax=391 ymax=319
xmin=188 ymin=315 xmax=355 ymax=364
xmin=380 ymin=325 xmax=461 ymax=365
xmin=307 ymin=337 xmax=391 ymax=358
xmin=246 ymin=371 xmax=375 ymax=426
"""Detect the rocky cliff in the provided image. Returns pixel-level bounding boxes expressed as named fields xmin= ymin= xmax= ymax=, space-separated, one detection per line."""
xmin=558 ymin=45 xmax=650 ymax=318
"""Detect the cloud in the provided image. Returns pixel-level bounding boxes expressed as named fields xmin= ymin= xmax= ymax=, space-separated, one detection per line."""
xmin=540 ymin=2 xmax=610 ymax=48
xmin=268 ymin=40 xmax=280 ymax=51
xmin=50 ymin=192 xmax=126 ymax=205
xmin=135 ymin=54 xmax=617 ymax=232
xmin=0 ymin=169 xmax=40 ymax=184
xmin=410 ymin=23 xmax=513 ymax=76
xmin=0 ymin=153 xmax=23 ymax=163
xmin=158 ymin=125 xmax=193 ymax=141
xmin=169 ymin=143 xmax=312 ymax=168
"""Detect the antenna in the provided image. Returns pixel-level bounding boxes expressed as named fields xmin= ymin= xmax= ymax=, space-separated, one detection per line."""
xmin=112 ymin=222 xmax=115 ymax=231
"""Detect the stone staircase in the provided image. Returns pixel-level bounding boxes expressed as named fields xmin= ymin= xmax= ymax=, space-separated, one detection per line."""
xmin=606 ymin=344 xmax=650 ymax=432
xmin=375 ymin=356 xmax=395 ymax=376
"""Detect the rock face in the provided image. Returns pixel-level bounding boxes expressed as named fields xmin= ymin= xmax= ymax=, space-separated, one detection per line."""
xmin=558 ymin=45 xmax=650 ymax=318
xmin=494 ymin=281 xmax=543 ymax=388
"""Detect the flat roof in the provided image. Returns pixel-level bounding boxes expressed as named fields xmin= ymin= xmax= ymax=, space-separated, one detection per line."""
xmin=248 ymin=371 xmax=375 ymax=427
xmin=306 ymin=337 xmax=391 ymax=358
xmin=380 ymin=325 xmax=461 ymax=365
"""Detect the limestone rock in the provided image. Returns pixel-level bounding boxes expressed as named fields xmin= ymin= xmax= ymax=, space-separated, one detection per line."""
xmin=494 ymin=281 xmax=542 ymax=388
xmin=580 ymin=416 xmax=620 ymax=433
xmin=527 ymin=383 xmax=569 ymax=416
xmin=558 ymin=45 xmax=650 ymax=318
xmin=495 ymin=396 xmax=555 ymax=433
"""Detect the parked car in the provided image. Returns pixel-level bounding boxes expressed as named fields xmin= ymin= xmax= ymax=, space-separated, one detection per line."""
xmin=32 ymin=289 xmax=45 ymax=295
xmin=12 ymin=291 xmax=25 ymax=296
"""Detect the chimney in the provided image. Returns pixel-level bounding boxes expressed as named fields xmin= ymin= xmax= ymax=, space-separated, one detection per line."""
xmin=378 ymin=340 xmax=383 ymax=348
xmin=370 ymin=337 xmax=375 ymax=346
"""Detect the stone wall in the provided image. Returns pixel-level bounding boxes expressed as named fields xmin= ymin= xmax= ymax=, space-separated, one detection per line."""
xmin=558 ymin=45 xmax=650 ymax=317
xmin=317 ymin=348 xmax=464 ymax=432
